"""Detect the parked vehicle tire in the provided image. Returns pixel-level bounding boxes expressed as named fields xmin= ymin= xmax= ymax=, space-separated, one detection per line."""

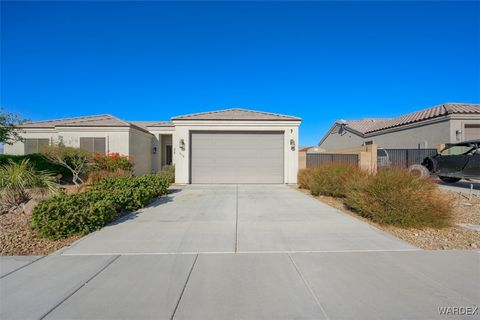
xmin=439 ymin=176 xmax=462 ymax=183
xmin=408 ymin=164 xmax=430 ymax=178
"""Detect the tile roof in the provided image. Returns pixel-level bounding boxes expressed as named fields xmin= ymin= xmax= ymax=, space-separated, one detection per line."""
xmin=343 ymin=103 xmax=480 ymax=134
xmin=445 ymin=103 xmax=480 ymax=113
xmin=148 ymin=121 xmax=174 ymax=127
xmin=129 ymin=121 xmax=174 ymax=130
xmin=341 ymin=119 xmax=386 ymax=134
xmin=20 ymin=114 xmax=130 ymax=128
xmin=20 ymin=114 xmax=160 ymax=134
xmin=171 ymin=108 xmax=301 ymax=121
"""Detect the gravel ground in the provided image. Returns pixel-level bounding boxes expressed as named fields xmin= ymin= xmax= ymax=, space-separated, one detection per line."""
xmin=295 ymin=187 xmax=480 ymax=250
xmin=0 ymin=210 xmax=79 ymax=256
xmin=449 ymin=191 xmax=480 ymax=225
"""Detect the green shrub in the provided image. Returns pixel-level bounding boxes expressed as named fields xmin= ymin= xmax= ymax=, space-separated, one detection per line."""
xmin=91 ymin=175 xmax=170 ymax=211
xmin=31 ymin=191 xmax=116 ymax=239
xmin=309 ymin=163 xmax=364 ymax=197
xmin=31 ymin=175 xmax=170 ymax=239
xmin=0 ymin=154 xmax=71 ymax=179
xmin=345 ymin=168 xmax=452 ymax=228
xmin=158 ymin=165 xmax=175 ymax=184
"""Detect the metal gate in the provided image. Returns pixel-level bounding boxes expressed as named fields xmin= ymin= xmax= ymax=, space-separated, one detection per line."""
xmin=379 ymin=149 xmax=437 ymax=168
xmin=306 ymin=153 xmax=359 ymax=168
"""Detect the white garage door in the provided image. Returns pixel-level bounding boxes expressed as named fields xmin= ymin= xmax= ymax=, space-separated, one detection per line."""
xmin=191 ymin=131 xmax=284 ymax=183
xmin=464 ymin=124 xmax=480 ymax=140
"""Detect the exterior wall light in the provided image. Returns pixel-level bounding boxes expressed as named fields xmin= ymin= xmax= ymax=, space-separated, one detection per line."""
xmin=456 ymin=130 xmax=462 ymax=141
xmin=290 ymin=139 xmax=296 ymax=151
xmin=179 ymin=139 xmax=185 ymax=151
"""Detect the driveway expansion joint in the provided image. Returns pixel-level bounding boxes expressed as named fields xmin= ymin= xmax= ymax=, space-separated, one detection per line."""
xmin=38 ymin=255 xmax=120 ymax=320
xmin=288 ymin=253 xmax=331 ymax=320
xmin=170 ymin=253 xmax=199 ymax=320
xmin=0 ymin=256 xmax=46 ymax=279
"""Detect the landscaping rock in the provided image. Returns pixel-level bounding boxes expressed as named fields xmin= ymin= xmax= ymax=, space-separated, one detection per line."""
xmin=0 ymin=209 xmax=79 ymax=256
xmin=22 ymin=199 xmax=38 ymax=216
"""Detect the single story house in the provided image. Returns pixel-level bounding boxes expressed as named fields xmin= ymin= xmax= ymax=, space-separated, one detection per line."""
xmin=318 ymin=103 xmax=480 ymax=151
xmin=4 ymin=108 xmax=301 ymax=184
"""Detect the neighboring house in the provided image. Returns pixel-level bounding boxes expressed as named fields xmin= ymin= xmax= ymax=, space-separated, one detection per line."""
xmin=4 ymin=108 xmax=301 ymax=184
xmin=318 ymin=103 xmax=480 ymax=150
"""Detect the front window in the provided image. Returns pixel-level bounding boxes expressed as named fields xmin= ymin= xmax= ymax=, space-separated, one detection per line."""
xmin=24 ymin=139 xmax=49 ymax=154
xmin=80 ymin=137 xmax=106 ymax=154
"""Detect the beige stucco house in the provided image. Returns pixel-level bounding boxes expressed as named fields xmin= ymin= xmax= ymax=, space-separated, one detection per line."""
xmin=318 ymin=103 xmax=480 ymax=151
xmin=4 ymin=108 xmax=301 ymax=184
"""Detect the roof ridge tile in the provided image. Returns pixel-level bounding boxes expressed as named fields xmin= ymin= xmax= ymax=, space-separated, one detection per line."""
xmin=340 ymin=103 xmax=479 ymax=134
xmin=172 ymin=108 xmax=301 ymax=121
xmin=23 ymin=114 xmax=112 ymax=125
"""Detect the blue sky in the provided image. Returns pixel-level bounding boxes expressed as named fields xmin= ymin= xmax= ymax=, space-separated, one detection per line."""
xmin=1 ymin=1 xmax=479 ymax=146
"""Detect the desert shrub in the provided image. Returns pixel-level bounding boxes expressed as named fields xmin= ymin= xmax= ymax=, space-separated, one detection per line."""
xmin=85 ymin=169 xmax=132 ymax=185
xmin=309 ymin=163 xmax=365 ymax=198
xmin=92 ymin=153 xmax=133 ymax=172
xmin=298 ymin=168 xmax=314 ymax=189
xmin=31 ymin=175 xmax=170 ymax=239
xmin=158 ymin=165 xmax=175 ymax=184
xmin=0 ymin=159 xmax=58 ymax=214
xmin=345 ymin=168 xmax=452 ymax=228
xmin=0 ymin=154 xmax=71 ymax=179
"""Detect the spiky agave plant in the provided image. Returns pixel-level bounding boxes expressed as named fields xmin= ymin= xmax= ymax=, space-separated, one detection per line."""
xmin=0 ymin=159 xmax=58 ymax=214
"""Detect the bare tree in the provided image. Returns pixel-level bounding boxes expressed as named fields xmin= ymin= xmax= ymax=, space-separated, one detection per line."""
xmin=43 ymin=144 xmax=92 ymax=186
xmin=0 ymin=109 xmax=26 ymax=145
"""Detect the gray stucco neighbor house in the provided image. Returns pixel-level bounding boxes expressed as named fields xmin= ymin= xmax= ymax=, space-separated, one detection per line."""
xmin=4 ymin=108 xmax=301 ymax=184
xmin=318 ymin=103 xmax=480 ymax=151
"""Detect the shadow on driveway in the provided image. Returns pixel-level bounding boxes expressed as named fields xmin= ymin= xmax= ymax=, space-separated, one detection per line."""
xmin=107 ymin=191 xmax=177 ymax=226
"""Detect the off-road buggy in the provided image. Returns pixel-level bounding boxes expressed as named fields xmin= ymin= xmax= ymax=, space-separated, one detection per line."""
xmin=409 ymin=140 xmax=480 ymax=183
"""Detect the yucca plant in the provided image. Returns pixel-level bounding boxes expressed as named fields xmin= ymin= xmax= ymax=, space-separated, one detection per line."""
xmin=0 ymin=159 xmax=58 ymax=214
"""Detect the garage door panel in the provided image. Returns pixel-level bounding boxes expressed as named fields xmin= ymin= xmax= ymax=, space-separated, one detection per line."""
xmin=465 ymin=124 xmax=480 ymax=140
xmin=191 ymin=132 xmax=284 ymax=184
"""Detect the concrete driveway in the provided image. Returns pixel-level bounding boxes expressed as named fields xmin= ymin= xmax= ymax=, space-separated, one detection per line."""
xmin=1 ymin=185 xmax=478 ymax=320
xmin=62 ymin=184 xmax=414 ymax=255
